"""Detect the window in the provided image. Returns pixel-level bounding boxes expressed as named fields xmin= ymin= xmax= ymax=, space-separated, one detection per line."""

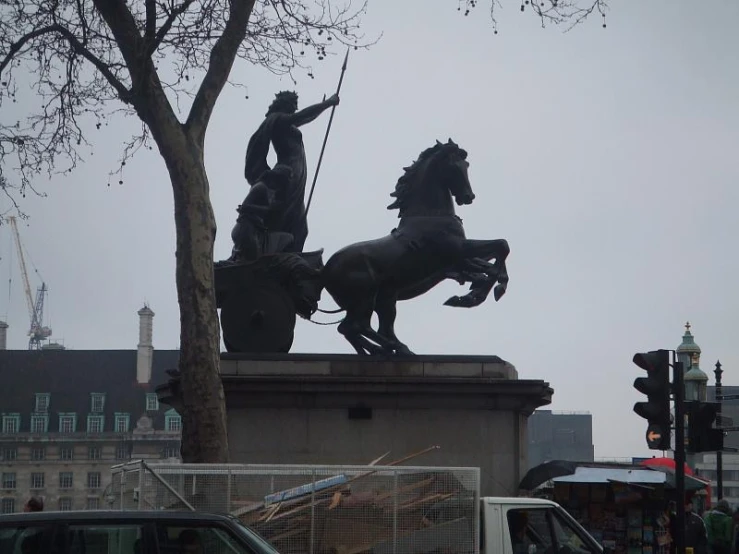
xmin=30 ymin=472 xmax=45 ymax=489
xmin=87 ymin=415 xmax=104 ymax=433
xmin=115 ymin=443 xmax=130 ymax=460
xmin=156 ymin=524 xmax=254 ymax=554
xmin=59 ymin=446 xmax=74 ymax=460
xmin=86 ymin=497 xmax=100 ymax=510
xmin=31 ymin=447 xmax=46 ymax=461
xmin=64 ymin=524 xmax=143 ymax=551
xmin=59 ymin=413 xmax=77 ymax=433
xmin=2 ymin=472 xmax=16 ymax=489
xmin=0 ymin=497 xmax=14 ymax=514
xmin=87 ymin=472 xmax=101 ymax=489
xmin=59 ymin=471 xmax=73 ymax=489
xmin=146 ymin=393 xmax=159 ymax=411
xmin=550 ymin=508 xmax=597 ymax=553
xmin=1 ymin=447 xmax=17 ymax=461
xmin=114 ymin=413 xmax=130 ymax=433
xmin=35 ymin=393 xmax=50 ymax=413
xmin=59 ymin=497 xmax=73 ymax=511
xmin=165 ymin=409 xmax=182 ymax=432
xmin=507 ymin=508 xmax=598 ymax=554
xmin=1 ymin=414 xmax=20 ymax=434
xmin=90 ymin=392 xmax=106 ymax=413
xmin=162 ymin=446 xmax=180 ymax=459
xmin=30 ymin=414 xmax=48 ymax=433
xmin=88 ymin=446 xmax=101 ymax=460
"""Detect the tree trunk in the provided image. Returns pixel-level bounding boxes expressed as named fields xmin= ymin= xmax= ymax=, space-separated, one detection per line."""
xmin=157 ymin=124 xmax=229 ymax=463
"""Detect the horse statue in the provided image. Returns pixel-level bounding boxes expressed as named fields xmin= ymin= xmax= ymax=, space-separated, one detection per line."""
xmin=318 ymin=139 xmax=510 ymax=356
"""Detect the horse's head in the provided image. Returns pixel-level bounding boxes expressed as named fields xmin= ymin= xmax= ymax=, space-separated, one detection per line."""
xmin=388 ymin=139 xmax=474 ymax=217
xmin=431 ymin=139 xmax=474 ymax=206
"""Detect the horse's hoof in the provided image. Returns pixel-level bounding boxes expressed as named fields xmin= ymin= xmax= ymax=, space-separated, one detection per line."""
xmin=445 ymin=295 xmax=476 ymax=308
xmin=394 ymin=344 xmax=415 ymax=356
xmin=365 ymin=343 xmax=386 ymax=356
xmin=494 ymin=284 xmax=507 ymax=301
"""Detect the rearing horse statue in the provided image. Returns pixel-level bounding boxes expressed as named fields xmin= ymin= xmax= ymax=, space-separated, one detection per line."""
xmin=319 ymin=139 xmax=510 ymax=356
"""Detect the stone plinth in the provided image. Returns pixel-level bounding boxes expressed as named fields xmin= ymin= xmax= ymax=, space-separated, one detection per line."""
xmin=212 ymin=353 xmax=552 ymax=496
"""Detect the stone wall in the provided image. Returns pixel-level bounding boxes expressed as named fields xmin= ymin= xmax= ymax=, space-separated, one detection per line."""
xmin=215 ymin=354 xmax=552 ymax=496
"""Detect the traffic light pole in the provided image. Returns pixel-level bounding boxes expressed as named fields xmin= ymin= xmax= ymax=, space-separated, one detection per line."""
xmin=674 ymin=358 xmax=686 ymax=554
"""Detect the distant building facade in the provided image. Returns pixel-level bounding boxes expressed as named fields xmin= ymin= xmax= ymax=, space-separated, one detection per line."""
xmin=0 ymin=307 xmax=182 ymax=514
xmin=527 ymin=410 xmax=594 ymax=469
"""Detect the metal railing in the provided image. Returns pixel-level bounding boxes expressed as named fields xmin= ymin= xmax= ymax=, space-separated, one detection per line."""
xmin=110 ymin=461 xmax=480 ymax=554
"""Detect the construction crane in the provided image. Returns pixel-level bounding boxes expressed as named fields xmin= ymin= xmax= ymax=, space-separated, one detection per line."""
xmin=7 ymin=216 xmax=52 ymax=349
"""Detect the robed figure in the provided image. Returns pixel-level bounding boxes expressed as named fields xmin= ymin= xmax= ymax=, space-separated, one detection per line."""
xmin=232 ymin=91 xmax=339 ymax=261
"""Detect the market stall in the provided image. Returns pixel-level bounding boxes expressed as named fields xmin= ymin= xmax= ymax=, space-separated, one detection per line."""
xmin=547 ymin=466 xmax=709 ymax=554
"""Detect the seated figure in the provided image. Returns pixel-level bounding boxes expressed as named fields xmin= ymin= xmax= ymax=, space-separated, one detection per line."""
xmin=230 ymin=164 xmax=295 ymax=261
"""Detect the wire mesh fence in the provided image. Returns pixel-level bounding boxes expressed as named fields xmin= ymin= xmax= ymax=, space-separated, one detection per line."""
xmin=110 ymin=461 xmax=480 ymax=554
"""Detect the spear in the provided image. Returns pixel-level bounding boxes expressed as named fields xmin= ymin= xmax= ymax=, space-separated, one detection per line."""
xmin=304 ymin=47 xmax=350 ymax=218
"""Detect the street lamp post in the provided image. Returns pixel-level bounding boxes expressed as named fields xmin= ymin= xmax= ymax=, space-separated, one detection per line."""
xmin=715 ymin=360 xmax=723 ymax=500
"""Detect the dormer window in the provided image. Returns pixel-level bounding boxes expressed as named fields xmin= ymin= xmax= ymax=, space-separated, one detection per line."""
xmin=1 ymin=414 xmax=20 ymax=434
xmin=59 ymin=413 xmax=77 ymax=433
xmin=87 ymin=415 xmax=104 ymax=433
xmin=164 ymin=409 xmax=182 ymax=432
xmin=35 ymin=393 xmax=50 ymax=413
xmin=30 ymin=415 xmax=48 ymax=433
xmin=91 ymin=393 xmax=105 ymax=413
xmin=114 ymin=413 xmax=130 ymax=433
xmin=146 ymin=393 xmax=159 ymax=412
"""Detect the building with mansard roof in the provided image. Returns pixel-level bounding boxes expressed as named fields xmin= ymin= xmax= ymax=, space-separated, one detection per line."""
xmin=0 ymin=306 xmax=182 ymax=513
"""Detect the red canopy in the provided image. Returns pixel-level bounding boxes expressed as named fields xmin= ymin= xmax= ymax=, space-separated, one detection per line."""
xmin=640 ymin=457 xmax=694 ymax=476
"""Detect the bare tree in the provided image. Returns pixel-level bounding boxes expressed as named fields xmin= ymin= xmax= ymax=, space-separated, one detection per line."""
xmin=0 ymin=0 xmax=367 ymax=462
xmin=0 ymin=0 xmax=606 ymax=462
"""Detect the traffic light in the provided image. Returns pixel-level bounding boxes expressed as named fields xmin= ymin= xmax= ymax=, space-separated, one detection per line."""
xmin=633 ymin=349 xmax=671 ymax=450
xmin=686 ymin=401 xmax=724 ymax=453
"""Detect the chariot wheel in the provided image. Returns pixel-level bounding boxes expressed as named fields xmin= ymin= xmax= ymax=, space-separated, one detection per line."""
xmin=220 ymin=281 xmax=297 ymax=353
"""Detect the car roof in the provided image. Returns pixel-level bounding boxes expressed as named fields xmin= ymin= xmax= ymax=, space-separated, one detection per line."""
xmin=0 ymin=510 xmax=234 ymax=524
xmin=481 ymin=497 xmax=558 ymax=507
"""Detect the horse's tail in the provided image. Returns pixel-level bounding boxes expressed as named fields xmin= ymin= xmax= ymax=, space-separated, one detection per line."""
xmin=305 ymin=264 xmax=345 ymax=324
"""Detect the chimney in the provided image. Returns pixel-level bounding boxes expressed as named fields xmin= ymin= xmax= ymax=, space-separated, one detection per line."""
xmin=0 ymin=321 xmax=7 ymax=350
xmin=136 ymin=305 xmax=155 ymax=384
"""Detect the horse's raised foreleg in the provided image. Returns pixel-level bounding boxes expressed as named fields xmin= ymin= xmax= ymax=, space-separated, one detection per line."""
xmin=443 ymin=265 xmax=496 ymax=308
xmin=464 ymin=239 xmax=509 ymax=299
xmin=444 ymin=239 xmax=510 ymax=307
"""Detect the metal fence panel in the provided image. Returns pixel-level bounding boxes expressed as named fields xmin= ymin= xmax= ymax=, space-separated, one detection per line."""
xmin=110 ymin=462 xmax=480 ymax=554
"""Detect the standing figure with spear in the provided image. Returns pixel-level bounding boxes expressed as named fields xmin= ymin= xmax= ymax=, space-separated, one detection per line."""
xmin=234 ymin=50 xmax=348 ymax=261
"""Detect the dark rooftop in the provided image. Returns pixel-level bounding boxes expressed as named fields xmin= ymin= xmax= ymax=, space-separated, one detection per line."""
xmin=0 ymin=349 xmax=180 ymax=432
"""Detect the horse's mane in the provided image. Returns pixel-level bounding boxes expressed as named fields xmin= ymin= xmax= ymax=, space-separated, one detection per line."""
xmin=388 ymin=140 xmax=462 ymax=216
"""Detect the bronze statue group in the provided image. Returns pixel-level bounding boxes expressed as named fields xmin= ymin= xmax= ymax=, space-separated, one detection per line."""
xmin=223 ymin=90 xmax=510 ymax=356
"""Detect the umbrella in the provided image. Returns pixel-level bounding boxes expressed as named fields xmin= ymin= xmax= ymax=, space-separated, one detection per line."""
xmin=518 ymin=460 xmax=578 ymax=491
xmin=640 ymin=457 xmax=694 ymax=476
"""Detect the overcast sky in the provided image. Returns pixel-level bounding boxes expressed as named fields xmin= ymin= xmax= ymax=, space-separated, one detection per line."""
xmin=1 ymin=1 xmax=738 ymax=459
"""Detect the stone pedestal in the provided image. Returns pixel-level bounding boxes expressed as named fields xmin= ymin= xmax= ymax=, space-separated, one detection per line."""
xmin=216 ymin=353 xmax=552 ymax=496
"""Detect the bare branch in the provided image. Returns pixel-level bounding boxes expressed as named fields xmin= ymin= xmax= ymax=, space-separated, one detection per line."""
xmin=1 ymin=26 xmax=60 ymax=75
xmin=456 ymin=0 xmax=609 ymax=32
xmin=147 ymin=0 xmax=197 ymax=57
xmin=56 ymin=25 xmax=132 ymax=100
xmin=185 ymin=0 xmax=257 ymax=142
